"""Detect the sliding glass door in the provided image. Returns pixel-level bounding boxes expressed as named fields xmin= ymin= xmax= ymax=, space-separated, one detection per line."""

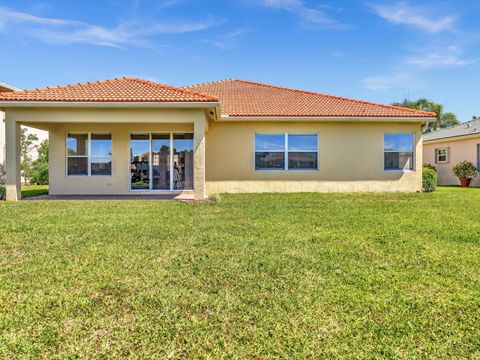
xmin=173 ymin=134 xmax=193 ymax=190
xmin=130 ymin=135 xmax=150 ymax=190
xmin=130 ymin=133 xmax=193 ymax=191
xmin=152 ymin=134 xmax=170 ymax=190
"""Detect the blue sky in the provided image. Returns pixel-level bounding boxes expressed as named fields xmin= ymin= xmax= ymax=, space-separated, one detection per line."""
xmin=0 ymin=0 xmax=479 ymax=120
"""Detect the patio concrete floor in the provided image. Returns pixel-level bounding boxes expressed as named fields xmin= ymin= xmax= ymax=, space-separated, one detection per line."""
xmin=22 ymin=193 xmax=195 ymax=201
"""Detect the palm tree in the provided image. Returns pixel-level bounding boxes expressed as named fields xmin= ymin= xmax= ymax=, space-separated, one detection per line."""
xmin=392 ymin=98 xmax=459 ymax=132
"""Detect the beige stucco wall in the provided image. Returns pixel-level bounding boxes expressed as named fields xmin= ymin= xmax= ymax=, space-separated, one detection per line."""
xmin=6 ymin=107 xmax=424 ymax=195
xmin=205 ymin=121 xmax=423 ymax=193
xmin=424 ymin=135 xmax=480 ymax=187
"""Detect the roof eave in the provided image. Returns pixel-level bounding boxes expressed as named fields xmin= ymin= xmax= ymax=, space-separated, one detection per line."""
xmin=423 ymin=132 xmax=480 ymax=143
xmin=219 ymin=115 xmax=435 ymax=123
xmin=0 ymin=101 xmax=220 ymax=109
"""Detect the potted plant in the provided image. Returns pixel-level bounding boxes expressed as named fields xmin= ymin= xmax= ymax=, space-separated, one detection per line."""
xmin=452 ymin=160 xmax=478 ymax=187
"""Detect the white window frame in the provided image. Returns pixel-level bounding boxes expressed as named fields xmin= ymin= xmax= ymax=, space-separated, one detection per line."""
xmin=66 ymin=132 xmax=112 ymax=177
xmin=435 ymin=147 xmax=449 ymax=164
xmin=254 ymin=133 xmax=319 ymax=171
xmin=383 ymin=133 xmax=415 ymax=172
xmin=128 ymin=132 xmax=193 ymax=192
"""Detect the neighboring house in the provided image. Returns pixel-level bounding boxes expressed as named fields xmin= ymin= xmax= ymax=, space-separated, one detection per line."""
xmin=423 ymin=119 xmax=480 ymax=187
xmin=0 ymin=81 xmax=48 ymax=184
xmin=0 ymin=77 xmax=435 ymax=200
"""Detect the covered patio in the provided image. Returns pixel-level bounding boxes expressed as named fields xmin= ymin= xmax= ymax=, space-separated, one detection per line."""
xmin=0 ymin=78 xmax=219 ymax=201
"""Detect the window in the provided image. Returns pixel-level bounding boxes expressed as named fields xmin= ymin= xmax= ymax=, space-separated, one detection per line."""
xmin=67 ymin=133 xmax=112 ymax=176
xmin=288 ymin=134 xmax=318 ymax=169
xmin=255 ymin=134 xmax=285 ymax=170
xmin=435 ymin=147 xmax=449 ymax=163
xmin=91 ymin=134 xmax=112 ymax=175
xmin=384 ymin=134 xmax=414 ymax=171
xmin=67 ymin=134 xmax=88 ymax=175
xmin=255 ymin=133 xmax=318 ymax=170
xmin=478 ymin=144 xmax=480 ymax=170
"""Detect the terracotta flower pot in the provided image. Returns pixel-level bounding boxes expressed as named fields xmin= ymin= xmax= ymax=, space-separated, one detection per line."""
xmin=459 ymin=177 xmax=472 ymax=187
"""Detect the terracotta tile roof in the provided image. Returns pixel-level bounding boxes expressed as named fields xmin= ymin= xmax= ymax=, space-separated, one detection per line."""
xmin=184 ymin=79 xmax=435 ymax=118
xmin=0 ymin=77 xmax=217 ymax=103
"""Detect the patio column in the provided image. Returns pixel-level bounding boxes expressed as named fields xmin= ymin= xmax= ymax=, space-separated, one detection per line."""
xmin=193 ymin=117 xmax=206 ymax=200
xmin=5 ymin=117 xmax=21 ymax=201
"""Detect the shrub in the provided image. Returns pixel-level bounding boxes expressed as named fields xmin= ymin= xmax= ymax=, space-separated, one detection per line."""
xmin=423 ymin=163 xmax=437 ymax=172
xmin=0 ymin=185 xmax=5 ymax=200
xmin=422 ymin=167 xmax=438 ymax=192
xmin=452 ymin=161 xmax=477 ymax=179
xmin=27 ymin=140 xmax=49 ymax=185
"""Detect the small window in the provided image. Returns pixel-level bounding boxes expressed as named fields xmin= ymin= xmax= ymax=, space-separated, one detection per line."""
xmin=288 ymin=134 xmax=318 ymax=170
xmin=91 ymin=134 xmax=112 ymax=176
xmin=255 ymin=134 xmax=285 ymax=170
xmin=67 ymin=134 xmax=88 ymax=175
xmin=254 ymin=133 xmax=318 ymax=171
xmin=384 ymin=134 xmax=414 ymax=171
xmin=435 ymin=148 xmax=449 ymax=163
xmin=67 ymin=133 xmax=112 ymax=176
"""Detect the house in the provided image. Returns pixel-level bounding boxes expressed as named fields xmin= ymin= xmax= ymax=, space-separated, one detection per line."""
xmin=0 ymin=77 xmax=435 ymax=201
xmin=423 ymin=119 xmax=480 ymax=187
xmin=1 ymin=81 xmax=48 ymax=184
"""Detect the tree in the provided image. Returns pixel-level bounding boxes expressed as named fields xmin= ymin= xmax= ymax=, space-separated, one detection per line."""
xmin=28 ymin=140 xmax=49 ymax=185
xmin=20 ymin=128 xmax=39 ymax=184
xmin=391 ymin=98 xmax=460 ymax=132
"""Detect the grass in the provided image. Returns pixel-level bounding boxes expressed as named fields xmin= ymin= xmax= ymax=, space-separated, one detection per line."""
xmin=0 ymin=185 xmax=49 ymax=199
xmin=0 ymin=187 xmax=479 ymax=358
xmin=21 ymin=185 xmax=49 ymax=198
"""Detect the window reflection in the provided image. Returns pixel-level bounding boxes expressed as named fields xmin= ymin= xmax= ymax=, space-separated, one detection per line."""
xmin=173 ymin=134 xmax=193 ymax=190
xmin=152 ymin=134 xmax=170 ymax=190
xmin=130 ymin=134 xmax=149 ymax=189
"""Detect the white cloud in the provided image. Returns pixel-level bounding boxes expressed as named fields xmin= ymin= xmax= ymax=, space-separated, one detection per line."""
xmin=406 ymin=54 xmax=475 ymax=68
xmin=0 ymin=7 xmax=218 ymax=48
xmin=201 ymin=28 xmax=248 ymax=49
xmin=371 ymin=2 xmax=457 ymax=33
xmin=363 ymin=73 xmax=417 ymax=92
xmin=405 ymin=45 xmax=476 ymax=69
xmin=255 ymin=0 xmax=350 ymax=29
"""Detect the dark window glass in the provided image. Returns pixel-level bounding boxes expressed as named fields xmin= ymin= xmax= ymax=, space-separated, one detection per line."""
xmin=288 ymin=152 xmax=318 ymax=169
xmin=91 ymin=157 xmax=112 ymax=176
xmin=255 ymin=152 xmax=285 ymax=170
xmin=67 ymin=157 xmax=88 ymax=175
xmin=173 ymin=133 xmax=193 ymax=190
xmin=67 ymin=134 xmax=88 ymax=156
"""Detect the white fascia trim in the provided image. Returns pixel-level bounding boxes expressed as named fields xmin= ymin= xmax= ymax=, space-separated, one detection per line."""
xmin=0 ymin=101 xmax=220 ymax=108
xmin=219 ymin=115 xmax=435 ymax=123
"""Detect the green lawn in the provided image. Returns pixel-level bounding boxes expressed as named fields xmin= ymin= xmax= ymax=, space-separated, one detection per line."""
xmin=0 ymin=188 xmax=479 ymax=358
xmin=21 ymin=185 xmax=49 ymax=198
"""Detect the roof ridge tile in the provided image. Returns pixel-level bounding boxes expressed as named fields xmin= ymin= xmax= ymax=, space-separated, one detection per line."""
xmin=190 ymin=78 xmax=435 ymax=117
